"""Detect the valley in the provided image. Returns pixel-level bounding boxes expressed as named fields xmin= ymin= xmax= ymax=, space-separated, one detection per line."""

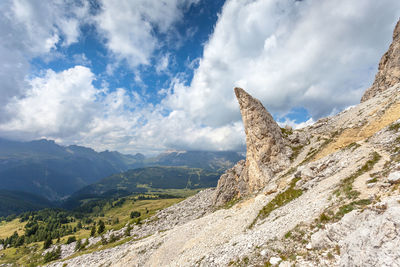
xmin=0 ymin=190 xmax=198 ymax=266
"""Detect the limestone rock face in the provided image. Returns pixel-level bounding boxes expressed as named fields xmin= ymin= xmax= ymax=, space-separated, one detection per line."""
xmin=235 ymin=87 xmax=289 ymax=191
xmin=361 ymin=19 xmax=400 ymax=102
xmin=311 ymin=198 xmax=400 ymax=267
xmin=212 ymin=160 xmax=245 ymax=207
xmin=213 ymin=88 xmax=289 ymax=205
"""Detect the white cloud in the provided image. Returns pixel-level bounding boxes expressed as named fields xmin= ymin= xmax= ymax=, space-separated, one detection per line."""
xmin=278 ymin=118 xmax=315 ymax=130
xmin=0 ymin=66 xmax=98 ymax=138
xmin=10 ymin=0 xmax=89 ymax=53
xmin=0 ymin=64 xmax=245 ymax=154
xmin=0 ymin=0 xmax=89 ymax=121
xmin=164 ymin=0 xmax=400 ymax=128
xmin=94 ymin=0 xmax=199 ymax=68
xmin=73 ymin=53 xmax=92 ymax=66
xmin=156 ymin=53 xmax=171 ymax=74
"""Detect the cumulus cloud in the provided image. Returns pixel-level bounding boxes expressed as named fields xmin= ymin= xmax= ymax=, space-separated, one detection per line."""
xmin=165 ymin=0 xmax=400 ymax=127
xmin=0 ymin=66 xmax=98 ymax=139
xmin=95 ymin=0 xmax=199 ymax=68
xmin=0 ymin=0 xmax=89 ymax=120
xmin=0 ymin=65 xmax=244 ymax=154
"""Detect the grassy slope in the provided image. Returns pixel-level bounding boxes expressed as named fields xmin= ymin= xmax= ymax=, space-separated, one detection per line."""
xmin=0 ymin=189 xmax=199 ymax=266
xmin=0 ymin=218 xmax=26 ymax=239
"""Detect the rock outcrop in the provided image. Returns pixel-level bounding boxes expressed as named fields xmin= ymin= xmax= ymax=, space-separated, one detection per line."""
xmin=311 ymin=197 xmax=400 ymax=267
xmin=361 ymin=18 xmax=400 ymax=102
xmin=213 ymin=88 xmax=289 ymax=206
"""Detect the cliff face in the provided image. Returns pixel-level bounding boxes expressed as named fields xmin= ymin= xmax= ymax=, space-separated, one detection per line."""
xmin=361 ymin=19 xmax=400 ymax=102
xmin=213 ymin=88 xmax=290 ymax=206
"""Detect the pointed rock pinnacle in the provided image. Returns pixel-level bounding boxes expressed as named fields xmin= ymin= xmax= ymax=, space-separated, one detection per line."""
xmin=234 ymin=87 xmax=289 ymax=192
xmin=213 ymin=88 xmax=290 ymax=206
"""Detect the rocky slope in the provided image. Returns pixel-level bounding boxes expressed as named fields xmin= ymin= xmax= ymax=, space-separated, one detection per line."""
xmin=46 ymin=19 xmax=400 ymax=267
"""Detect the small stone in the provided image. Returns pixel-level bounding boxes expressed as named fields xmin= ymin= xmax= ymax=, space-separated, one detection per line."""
xmin=379 ymin=182 xmax=391 ymax=188
xmin=260 ymin=249 xmax=268 ymax=257
xmin=306 ymin=243 xmax=312 ymax=250
xmin=264 ymin=183 xmax=278 ymax=195
xmin=374 ymin=202 xmax=388 ymax=211
xmin=279 ymin=261 xmax=291 ymax=267
xmin=388 ymin=171 xmax=400 ymax=184
xmin=270 ymin=256 xmax=282 ymax=265
xmin=367 ymin=183 xmax=376 ymax=188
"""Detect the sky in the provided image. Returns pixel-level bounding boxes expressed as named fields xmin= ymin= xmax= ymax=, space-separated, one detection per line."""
xmin=0 ymin=0 xmax=399 ymax=155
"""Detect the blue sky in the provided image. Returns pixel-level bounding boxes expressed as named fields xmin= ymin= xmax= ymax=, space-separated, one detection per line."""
xmin=0 ymin=0 xmax=399 ymax=154
xmin=30 ymin=1 xmax=224 ymax=105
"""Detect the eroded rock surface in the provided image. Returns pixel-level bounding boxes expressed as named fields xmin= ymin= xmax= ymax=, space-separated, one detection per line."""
xmin=361 ymin=19 xmax=400 ymax=102
xmin=213 ymin=160 xmax=245 ymax=206
xmin=213 ymin=88 xmax=289 ymax=205
xmin=311 ymin=197 xmax=400 ymax=267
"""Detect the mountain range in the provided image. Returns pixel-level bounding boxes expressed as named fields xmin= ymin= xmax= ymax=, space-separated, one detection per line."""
xmin=0 ymin=138 xmax=243 ymax=215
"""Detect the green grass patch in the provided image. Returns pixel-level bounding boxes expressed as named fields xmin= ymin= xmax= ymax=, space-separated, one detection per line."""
xmin=335 ymin=152 xmax=381 ymax=199
xmin=281 ymin=127 xmax=293 ymax=138
xmin=0 ymin=218 xmax=26 ymax=239
xmin=250 ymin=178 xmax=303 ymax=228
xmin=389 ymin=122 xmax=400 ymax=132
xmin=319 ymin=213 xmax=330 ymax=223
xmin=333 ymin=199 xmax=371 ymax=221
xmin=284 ymin=231 xmax=292 ymax=239
xmin=220 ymin=197 xmax=241 ymax=210
xmin=290 ymin=145 xmax=304 ymax=161
xmin=346 ymin=142 xmax=361 ymax=150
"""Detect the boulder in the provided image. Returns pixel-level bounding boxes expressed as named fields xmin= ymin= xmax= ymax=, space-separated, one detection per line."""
xmin=388 ymin=171 xmax=400 ymax=184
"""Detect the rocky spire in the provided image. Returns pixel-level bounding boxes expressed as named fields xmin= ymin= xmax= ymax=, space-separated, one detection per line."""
xmin=361 ymin=19 xmax=400 ymax=102
xmin=234 ymin=87 xmax=290 ymax=191
xmin=213 ymin=88 xmax=289 ymax=206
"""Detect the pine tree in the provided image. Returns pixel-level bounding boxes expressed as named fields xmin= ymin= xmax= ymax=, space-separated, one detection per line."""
xmin=125 ymin=224 xmax=132 ymax=237
xmin=43 ymin=237 xmax=52 ymax=249
xmin=90 ymin=225 xmax=96 ymax=237
xmin=75 ymin=239 xmax=82 ymax=251
xmin=97 ymin=220 xmax=105 ymax=234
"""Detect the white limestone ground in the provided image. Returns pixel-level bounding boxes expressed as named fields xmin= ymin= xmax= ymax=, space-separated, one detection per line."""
xmin=311 ymin=196 xmax=400 ymax=267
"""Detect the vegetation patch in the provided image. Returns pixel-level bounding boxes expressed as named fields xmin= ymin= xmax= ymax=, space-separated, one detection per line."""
xmin=0 ymin=193 xmax=186 ymax=266
xmin=281 ymin=127 xmax=293 ymax=138
xmin=311 ymin=130 xmax=343 ymax=161
xmin=332 ymin=199 xmax=371 ymax=221
xmin=43 ymin=246 xmax=61 ymax=263
xmin=346 ymin=142 xmax=361 ymax=150
xmin=290 ymin=145 xmax=304 ymax=161
xmin=220 ymin=197 xmax=242 ymax=210
xmin=250 ymin=178 xmax=303 ymax=228
xmin=389 ymin=122 xmax=400 ymax=132
xmin=334 ymin=152 xmax=381 ymax=199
